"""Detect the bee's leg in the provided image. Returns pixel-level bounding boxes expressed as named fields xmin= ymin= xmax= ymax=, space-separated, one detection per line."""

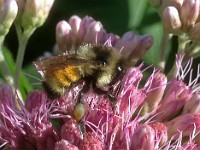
xmin=91 ymin=82 xmax=121 ymax=107
xmin=76 ymin=79 xmax=91 ymax=103
xmin=107 ymin=84 xmax=122 ymax=106
xmin=73 ymin=101 xmax=86 ymax=135
xmin=74 ymin=78 xmax=92 ymax=134
xmin=78 ymin=120 xmax=86 ymax=137
xmin=73 ymin=99 xmax=87 ymax=135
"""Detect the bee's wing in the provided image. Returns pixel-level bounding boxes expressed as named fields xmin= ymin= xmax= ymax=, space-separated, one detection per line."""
xmin=33 ymin=55 xmax=101 ymax=71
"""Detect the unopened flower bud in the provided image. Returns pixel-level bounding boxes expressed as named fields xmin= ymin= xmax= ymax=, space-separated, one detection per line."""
xmin=130 ymin=124 xmax=155 ymax=150
xmin=61 ymin=119 xmax=83 ymax=146
xmin=189 ymin=22 xmax=200 ymax=42
xmin=118 ymin=67 xmax=144 ymax=118
xmin=83 ymin=21 xmax=106 ymax=44
xmin=81 ymin=132 xmax=107 ymax=149
xmin=119 ymin=68 xmax=146 ymax=117
xmin=129 ymin=34 xmax=153 ymax=61
xmin=16 ymin=0 xmax=54 ymax=31
xmin=25 ymin=90 xmax=47 ymax=112
xmin=183 ymin=93 xmax=200 ymax=114
xmin=177 ymin=143 xmax=200 ymax=150
xmin=150 ymin=122 xmax=168 ymax=146
xmin=76 ymin=16 xmax=95 ymax=46
xmin=165 ymin=114 xmax=200 ymax=140
xmin=120 ymin=67 xmax=143 ymax=90
xmin=163 ymin=6 xmax=182 ymax=34
xmin=114 ymin=31 xmax=138 ymax=55
xmin=114 ymin=32 xmax=153 ymax=62
xmin=68 ymin=15 xmax=81 ymax=35
xmin=180 ymin=0 xmax=199 ymax=29
xmin=0 ymin=0 xmax=18 ymax=36
xmin=155 ymin=79 xmax=192 ymax=121
xmin=144 ymin=72 xmax=167 ymax=112
xmin=162 ymin=79 xmax=192 ymax=104
xmin=56 ymin=20 xmax=72 ymax=51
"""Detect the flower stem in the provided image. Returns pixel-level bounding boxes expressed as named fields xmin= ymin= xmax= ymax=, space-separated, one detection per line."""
xmin=0 ymin=36 xmax=14 ymax=85
xmin=177 ymin=36 xmax=188 ymax=54
xmin=14 ymin=25 xmax=35 ymax=88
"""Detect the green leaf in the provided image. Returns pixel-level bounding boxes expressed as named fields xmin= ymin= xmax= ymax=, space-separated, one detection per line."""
xmin=128 ymin=0 xmax=148 ymax=29
xmin=141 ymin=22 xmax=163 ymax=65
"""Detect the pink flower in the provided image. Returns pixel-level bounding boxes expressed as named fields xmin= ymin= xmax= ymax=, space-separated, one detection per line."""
xmin=0 ymin=85 xmax=59 ymax=150
xmin=150 ymin=122 xmax=168 ymax=146
xmin=60 ymin=119 xmax=82 ymax=146
xmin=154 ymin=78 xmax=193 ymax=121
xmin=130 ymin=124 xmax=156 ymax=150
xmin=1 ymin=54 xmax=200 ymax=149
xmin=165 ymin=114 xmax=200 ymax=141
xmin=54 ymin=140 xmax=79 ymax=150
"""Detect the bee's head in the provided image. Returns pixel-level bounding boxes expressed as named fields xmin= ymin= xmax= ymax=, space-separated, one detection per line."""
xmin=96 ymin=55 xmax=126 ymax=87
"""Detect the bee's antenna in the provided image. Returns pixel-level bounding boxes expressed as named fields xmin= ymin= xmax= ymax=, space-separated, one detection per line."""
xmin=24 ymin=72 xmax=42 ymax=82
xmin=30 ymin=82 xmax=42 ymax=86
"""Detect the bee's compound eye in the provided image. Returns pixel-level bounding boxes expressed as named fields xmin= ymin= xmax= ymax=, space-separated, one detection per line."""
xmin=100 ymin=61 xmax=107 ymax=67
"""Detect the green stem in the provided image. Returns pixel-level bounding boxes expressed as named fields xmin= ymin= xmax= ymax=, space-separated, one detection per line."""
xmin=159 ymin=30 xmax=171 ymax=71
xmin=14 ymin=35 xmax=28 ymax=87
xmin=0 ymin=36 xmax=14 ymax=85
xmin=14 ymin=25 xmax=35 ymax=87
xmin=177 ymin=36 xmax=188 ymax=53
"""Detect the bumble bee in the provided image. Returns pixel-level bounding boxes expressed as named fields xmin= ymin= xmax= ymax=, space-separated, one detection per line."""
xmin=34 ymin=44 xmax=126 ymax=100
